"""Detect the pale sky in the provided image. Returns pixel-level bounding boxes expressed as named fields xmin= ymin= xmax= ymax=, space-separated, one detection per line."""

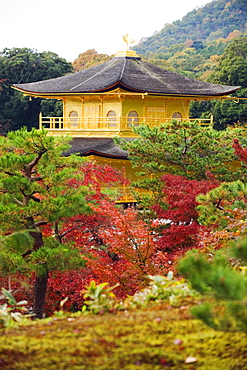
xmin=1 ymin=0 xmax=211 ymax=62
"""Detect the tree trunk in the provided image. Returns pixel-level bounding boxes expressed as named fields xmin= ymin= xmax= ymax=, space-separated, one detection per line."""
xmin=29 ymin=228 xmax=48 ymax=319
xmin=33 ymin=270 xmax=48 ymax=319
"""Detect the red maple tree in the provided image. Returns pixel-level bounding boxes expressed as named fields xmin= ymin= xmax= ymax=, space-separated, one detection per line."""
xmin=233 ymin=138 xmax=247 ymax=164
xmin=152 ymin=174 xmax=217 ymax=264
xmin=0 ymin=163 xmax=221 ymax=315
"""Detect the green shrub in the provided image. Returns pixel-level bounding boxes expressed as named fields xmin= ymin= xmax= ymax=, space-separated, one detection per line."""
xmin=126 ymin=273 xmax=199 ymax=308
xmin=82 ymin=281 xmax=119 ymax=314
xmin=178 ymin=237 xmax=247 ymax=332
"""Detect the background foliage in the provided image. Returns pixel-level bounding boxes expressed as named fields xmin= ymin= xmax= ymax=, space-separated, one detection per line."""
xmin=0 ymin=48 xmax=72 ymax=132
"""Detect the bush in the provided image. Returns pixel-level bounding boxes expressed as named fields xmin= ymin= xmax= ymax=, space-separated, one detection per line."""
xmin=178 ymin=237 xmax=247 ymax=332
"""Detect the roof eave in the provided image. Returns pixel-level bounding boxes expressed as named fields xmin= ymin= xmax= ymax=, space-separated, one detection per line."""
xmin=81 ymin=150 xmax=129 ymax=159
xmin=12 ymin=83 xmax=241 ymax=99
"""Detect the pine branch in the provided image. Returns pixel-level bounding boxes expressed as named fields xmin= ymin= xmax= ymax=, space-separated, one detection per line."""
xmin=4 ymin=171 xmax=16 ymax=176
xmin=215 ymin=198 xmax=224 ymax=210
xmin=182 ymin=129 xmax=188 ymax=155
xmin=24 ymin=150 xmax=47 ymax=178
xmin=22 ymin=249 xmax=34 ymax=258
xmin=13 ymin=197 xmax=24 ymax=206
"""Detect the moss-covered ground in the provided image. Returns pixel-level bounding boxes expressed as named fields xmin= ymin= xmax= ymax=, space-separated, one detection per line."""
xmin=0 ymin=304 xmax=247 ymax=370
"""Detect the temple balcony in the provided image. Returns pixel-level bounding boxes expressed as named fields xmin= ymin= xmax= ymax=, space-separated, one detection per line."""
xmin=39 ymin=114 xmax=213 ymax=138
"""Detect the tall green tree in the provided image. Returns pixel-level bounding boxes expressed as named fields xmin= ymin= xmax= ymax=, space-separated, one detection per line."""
xmin=210 ymin=36 xmax=247 ymax=128
xmin=192 ymin=37 xmax=247 ymax=129
xmin=0 ymin=48 xmax=72 ymax=132
xmin=117 ymin=121 xmax=247 ymax=180
xmin=0 ymin=128 xmax=91 ymax=318
xmin=116 ymin=121 xmax=247 ymax=207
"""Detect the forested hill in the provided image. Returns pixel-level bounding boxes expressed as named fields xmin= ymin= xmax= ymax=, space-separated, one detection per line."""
xmin=134 ymin=0 xmax=247 ymax=55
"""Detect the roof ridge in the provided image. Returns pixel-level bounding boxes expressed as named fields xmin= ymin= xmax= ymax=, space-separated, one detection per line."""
xmin=119 ymin=57 xmax=127 ymax=81
xmin=70 ymin=59 xmax=118 ymax=91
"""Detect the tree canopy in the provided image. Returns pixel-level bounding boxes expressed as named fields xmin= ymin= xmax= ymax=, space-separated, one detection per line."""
xmin=191 ymin=37 xmax=247 ymax=129
xmin=0 ymin=48 xmax=72 ymax=132
xmin=117 ymin=121 xmax=247 ymax=182
xmin=72 ymin=49 xmax=111 ymax=72
xmin=134 ymin=0 xmax=247 ymax=56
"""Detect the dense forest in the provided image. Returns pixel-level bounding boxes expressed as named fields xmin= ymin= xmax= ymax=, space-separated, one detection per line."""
xmin=135 ymin=0 xmax=247 ymax=54
xmin=0 ymin=49 xmax=72 ymax=132
xmin=133 ymin=0 xmax=246 ymax=79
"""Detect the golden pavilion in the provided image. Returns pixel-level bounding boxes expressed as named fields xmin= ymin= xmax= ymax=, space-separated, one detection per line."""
xmin=13 ymin=48 xmax=240 ymax=202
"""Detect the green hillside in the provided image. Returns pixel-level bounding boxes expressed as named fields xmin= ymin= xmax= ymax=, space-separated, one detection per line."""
xmin=132 ymin=0 xmax=247 ymax=130
xmin=134 ymin=0 xmax=247 ymax=56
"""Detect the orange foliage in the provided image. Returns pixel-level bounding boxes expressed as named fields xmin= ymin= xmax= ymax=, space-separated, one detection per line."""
xmin=72 ymin=49 xmax=111 ymax=72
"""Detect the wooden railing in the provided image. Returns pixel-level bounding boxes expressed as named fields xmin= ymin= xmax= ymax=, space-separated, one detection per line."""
xmin=39 ymin=113 xmax=213 ymax=137
xmin=110 ymin=185 xmax=150 ymax=204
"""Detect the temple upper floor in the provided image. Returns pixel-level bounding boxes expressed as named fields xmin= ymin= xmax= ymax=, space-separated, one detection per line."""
xmin=13 ymin=51 xmax=239 ymax=138
xmin=39 ymin=89 xmax=213 ymax=138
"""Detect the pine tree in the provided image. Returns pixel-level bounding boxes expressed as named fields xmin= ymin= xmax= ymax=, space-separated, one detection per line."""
xmin=178 ymin=138 xmax=247 ymax=332
xmin=178 ymin=237 xmax=247 ymax=332
xmin=0 ymin=128 xmax=91 ymax=318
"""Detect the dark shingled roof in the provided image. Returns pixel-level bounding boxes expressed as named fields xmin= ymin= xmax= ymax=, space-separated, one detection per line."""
xmin=64 ymin=138 xmax=129 ymax=159
xmin=14 ymin=56 xmax=240 ymax=97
